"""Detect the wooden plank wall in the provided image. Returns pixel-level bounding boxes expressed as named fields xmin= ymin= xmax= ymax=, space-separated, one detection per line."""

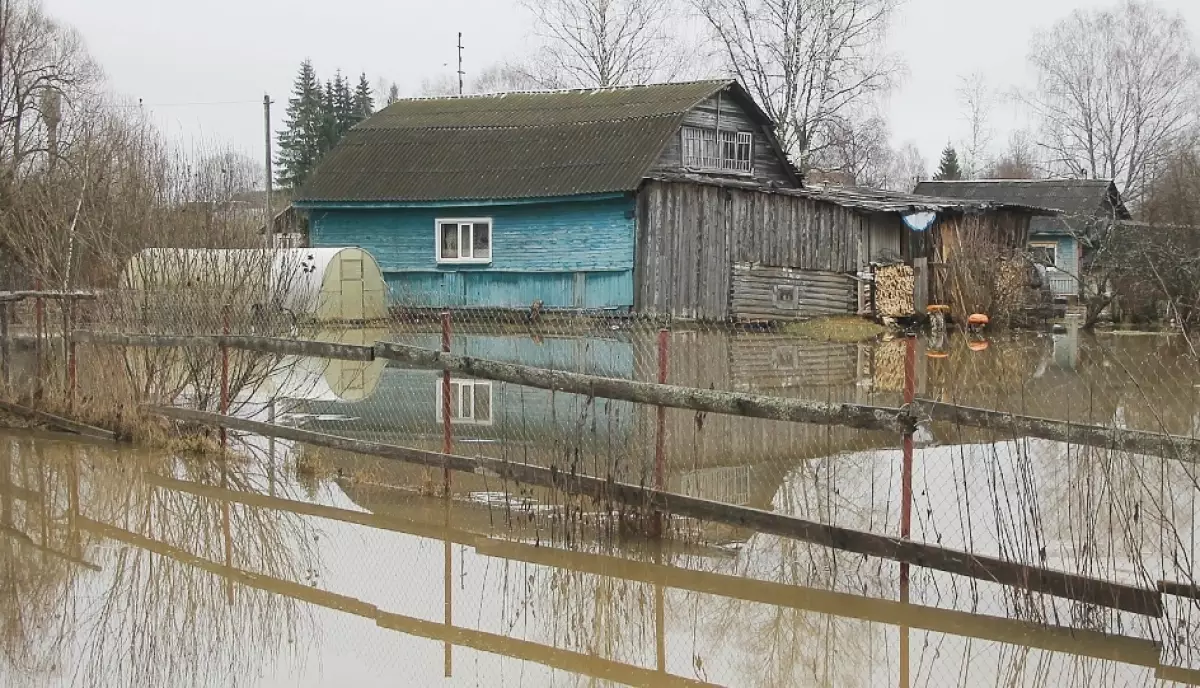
xmin=635 ymin=180 xmax=864 ymax=320
xmin=730 ymin=264 xmax=857 ymax=321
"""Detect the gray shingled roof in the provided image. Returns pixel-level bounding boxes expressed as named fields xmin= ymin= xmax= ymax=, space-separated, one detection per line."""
xmin=912 ymin=179 xmax=1130 ymax=235
xmin=297 ymin=80 xmax=791 ymax=203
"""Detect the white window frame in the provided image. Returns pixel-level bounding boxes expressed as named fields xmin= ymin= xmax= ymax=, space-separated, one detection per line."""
xmin=435 ymin=379 xmax=494 ymax=425
xmin=681 ymin=126 xmax=753 ymax=174
xmin=1029 ymin=241 xmax=1059 ymax=268
xmin=436 ymin=217 xmax=493 ymax=265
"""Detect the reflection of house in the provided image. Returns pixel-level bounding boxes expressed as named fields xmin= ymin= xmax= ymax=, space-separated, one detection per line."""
xmin=913 ymin=179 xmax=1131 ymax=298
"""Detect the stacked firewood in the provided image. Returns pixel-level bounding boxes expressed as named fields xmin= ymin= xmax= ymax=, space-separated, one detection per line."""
xmin=874 ymin=264 xmax=915 ymax=317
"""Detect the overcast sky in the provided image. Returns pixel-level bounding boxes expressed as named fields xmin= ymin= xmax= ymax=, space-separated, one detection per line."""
xmin=43 ymin=0 xmax=1200 ymax=178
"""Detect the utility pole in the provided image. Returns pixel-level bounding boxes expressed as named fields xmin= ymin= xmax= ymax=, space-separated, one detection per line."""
xmin=457 ymin=32 xmax=464 ymax=96
xmin=263 ymin=93 xmax=273 ymax=249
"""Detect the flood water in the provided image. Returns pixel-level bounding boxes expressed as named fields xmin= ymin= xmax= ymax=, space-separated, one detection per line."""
xmin=2 ymin=326 xmax=1200 ymax=686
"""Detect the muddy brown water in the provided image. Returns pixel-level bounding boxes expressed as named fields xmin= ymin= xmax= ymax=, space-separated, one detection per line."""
xmin=1 ymin=327 xmax=1199 ymax=686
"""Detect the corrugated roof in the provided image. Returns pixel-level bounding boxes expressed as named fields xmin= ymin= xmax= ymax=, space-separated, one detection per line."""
xmin=652 ymin=174 xmax=1053 ymax=214
xmin=913 ymin=179 xmax=1129 ymax=222
xmin=297 ymin=80 xmax=789 ymax=203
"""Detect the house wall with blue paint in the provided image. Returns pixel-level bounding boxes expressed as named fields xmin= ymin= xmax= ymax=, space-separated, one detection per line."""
xmin=304 ymin=194 xmax=636 ymax=310
xmin=1029 ymin=233 xmax=1080 ymax=296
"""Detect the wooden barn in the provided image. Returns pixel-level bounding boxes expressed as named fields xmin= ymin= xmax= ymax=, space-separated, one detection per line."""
xmin=295 ymin=78 xmax=1046 ymax=322
xmin=638 ymin=177 xmax=1046 ymax=320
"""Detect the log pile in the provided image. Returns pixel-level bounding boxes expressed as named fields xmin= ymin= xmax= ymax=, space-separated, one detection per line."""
xmin=874 ymin=264 xmax=915 ymax=317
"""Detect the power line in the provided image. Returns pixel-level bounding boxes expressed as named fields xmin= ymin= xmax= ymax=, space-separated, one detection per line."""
xmin=110 ymin=100 xmax=262 ymax=108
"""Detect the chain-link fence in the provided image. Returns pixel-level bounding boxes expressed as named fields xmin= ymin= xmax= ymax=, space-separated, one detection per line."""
xmin=2 ymin=284 xmax=1200 ymax=686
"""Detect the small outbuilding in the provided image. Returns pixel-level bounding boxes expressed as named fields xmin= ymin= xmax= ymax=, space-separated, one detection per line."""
xmin=122 ymin=247 xmax=388 ymax=322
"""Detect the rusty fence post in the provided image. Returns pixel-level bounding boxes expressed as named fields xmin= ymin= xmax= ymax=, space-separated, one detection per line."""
xmin=441 ymin=311 xmax=453 ymax=496
xmin=900 ymin=334 xmax=917 ymax=594
xmin=651 ymin=327 xmax=669 ymax=537
xmin=0 ymin=301 xmax=10 ymax=392
xmin=66 ymin=298 xmax=77 ymax=410
xmin=34 ymin=279 xmax=44 ymax=394
xmin=219 ymin=305 xmax=230 ymax=449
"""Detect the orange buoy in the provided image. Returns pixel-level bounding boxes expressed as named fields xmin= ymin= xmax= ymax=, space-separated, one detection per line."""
xmin=967 ymin=313 xmax=989 ymax=327
xmin=926 ymin=304 xmax=950 ymax=314
xmin=926 ymin=350 xmax=949 ymax=359
xmin=968 ymin=340 xmax=990 ymax=352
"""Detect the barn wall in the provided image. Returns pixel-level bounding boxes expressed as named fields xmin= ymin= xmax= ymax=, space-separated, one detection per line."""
xmin=635 ymin=180 xmax=864 ymax=320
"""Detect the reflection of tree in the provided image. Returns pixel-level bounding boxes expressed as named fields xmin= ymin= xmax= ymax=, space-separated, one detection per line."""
xmin=0 ymin=435 xmax=320 ymax=687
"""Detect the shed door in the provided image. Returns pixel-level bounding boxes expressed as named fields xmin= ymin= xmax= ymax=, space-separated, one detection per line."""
xmin=341 ymin=257 xmax=365 ymax=320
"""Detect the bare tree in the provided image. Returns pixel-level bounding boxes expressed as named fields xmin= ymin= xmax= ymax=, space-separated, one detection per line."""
xmin=472 ymin=62 xmax=546 ymax=93
xmin=693 ymin=0 xmax=901 ymax=166
xmin=956 ymin=73 xmax=993 ymax=179
xmin=418 ymin=73 xmax=458 ymax=97
xmin=811 ymin=112 xmax=891 ymax=187
xmin=986 ymin=130 xmax=1040 ymax=179
xmin=887 ymin=142 xmax=926 ymax=191
xmin=520 ymin=0 xmax=683 ymax=88
xmin=1026 ymin=0 xmax=1200 ymax=204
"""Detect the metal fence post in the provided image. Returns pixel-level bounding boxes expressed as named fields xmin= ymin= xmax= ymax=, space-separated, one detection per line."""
xmin=34 ymin=279 xmax=44 ymax=394
xmin=0 ymin=302 xmax=10 ymax=391
xmin=441 ymin=311 xmax=453 ymax=496
xmin=651 ymin=327 xmax=669 ymax=537
xmin=901 ymin=334 xmax=916 ymax=595
xmin=66 ymin=299 xmax=77 ymax=410
xmin=219 ymin=305 xmax=230 ymax=449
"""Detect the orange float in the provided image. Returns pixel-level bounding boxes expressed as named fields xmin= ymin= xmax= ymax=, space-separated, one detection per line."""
xmin=967 ymin=313 xmax=989 ymax=327
xmin=926 ymin=350 xmax=950 ymax=359
xmin=968 ymin=340 xmax=990 ymax=352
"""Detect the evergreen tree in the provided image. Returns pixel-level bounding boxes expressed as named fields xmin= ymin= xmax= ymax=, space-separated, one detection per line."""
xmin=934 ymin=145 xmax=963 ymax=181
xmin=276 ymin=60 xmax=325 ymax=189
xmin=319 ymin=80 xmax=340 ymax=154
xmin=353 ymin=73 xmax=374 ymax=122
xmin=332 ymin=71 xmax=355 ymax=135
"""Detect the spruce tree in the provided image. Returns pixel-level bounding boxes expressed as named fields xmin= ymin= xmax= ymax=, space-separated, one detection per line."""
xmin=276 ymin=60 xmax=324 ymax=189
xmin=319 ymin=80 xmax=340 ymax=155
xmin=332 ymin=71 xmax=355 ymax=135
xmin=353 ymin=73 xmax=374 ymax=123
xmin=934 ymin=145 xmax=963 ymax=181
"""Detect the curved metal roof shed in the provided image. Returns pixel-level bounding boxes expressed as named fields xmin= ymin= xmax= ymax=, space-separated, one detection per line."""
xmin=122 ymin=248 xmax=388 ymax=322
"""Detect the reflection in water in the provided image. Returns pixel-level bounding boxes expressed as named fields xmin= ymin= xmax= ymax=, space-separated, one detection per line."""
xmin=0 ymin=430 xmax=1198 ymax=687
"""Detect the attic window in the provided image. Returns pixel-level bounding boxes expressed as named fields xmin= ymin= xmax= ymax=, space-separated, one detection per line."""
xmin=437 ymin=218 xmax=492 ymax=264
xmin=682 ymin=127 xmax=753 ymax=173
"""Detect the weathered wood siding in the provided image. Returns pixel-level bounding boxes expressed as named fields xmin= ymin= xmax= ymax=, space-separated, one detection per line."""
xmin=729 ymin=336 xmax=860 ymax=389
xmin=652 ymin=92 xmax=795 ymax=187
xmin=635 ymin=180 xmax=864 ymax=320
xmin=730 ymin=264 xmax=856 ymax=321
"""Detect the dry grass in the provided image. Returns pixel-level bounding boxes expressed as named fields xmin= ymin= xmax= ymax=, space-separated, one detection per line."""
xmin=782 ymin=316 xmax=887 ymax=343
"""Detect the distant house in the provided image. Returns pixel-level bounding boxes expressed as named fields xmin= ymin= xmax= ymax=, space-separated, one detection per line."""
xmin=913 ymin=179 xmax=1130 ymax=298
xmin=294 ymin=81 xmax=1046 ymax=321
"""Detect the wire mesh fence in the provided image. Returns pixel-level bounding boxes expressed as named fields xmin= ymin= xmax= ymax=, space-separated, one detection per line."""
xmin=2 ymin=285 xmax=1200 ymax=685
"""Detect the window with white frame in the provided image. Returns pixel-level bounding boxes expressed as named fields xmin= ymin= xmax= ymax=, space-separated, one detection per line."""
xmin=436 ymin=379 xmax=493 ymax=424
xmin=437 ymin=218 xmax=492 ymax=263
xmin=1029 ymin=242 xmax=1058 ymax=268
xmin=681 ymin=126 xmax=753 ymax=173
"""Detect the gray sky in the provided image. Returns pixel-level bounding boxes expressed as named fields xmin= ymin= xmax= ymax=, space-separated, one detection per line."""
xmin=45 ymin=0 xmax=1200 ymax=177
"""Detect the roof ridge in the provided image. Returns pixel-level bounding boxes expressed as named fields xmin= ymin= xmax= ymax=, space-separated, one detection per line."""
xmin=389 ymin=79 xmax=735 ymax=104
xmin=919 ymin=178 xmax=1114 ymax=185
xmin=354 ymin=112 xmax=687 ymax=133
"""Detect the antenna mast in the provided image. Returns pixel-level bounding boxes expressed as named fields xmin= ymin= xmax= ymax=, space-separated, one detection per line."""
xmin=457 ymin=32 xmax=464 ymax=95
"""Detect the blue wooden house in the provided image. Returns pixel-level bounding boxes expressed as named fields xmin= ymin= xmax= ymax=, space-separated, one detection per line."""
xmin=913 ymin=179 xmax=1130 ymax=298
xmin=293 ymin=80 xmax=800 ymax=315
